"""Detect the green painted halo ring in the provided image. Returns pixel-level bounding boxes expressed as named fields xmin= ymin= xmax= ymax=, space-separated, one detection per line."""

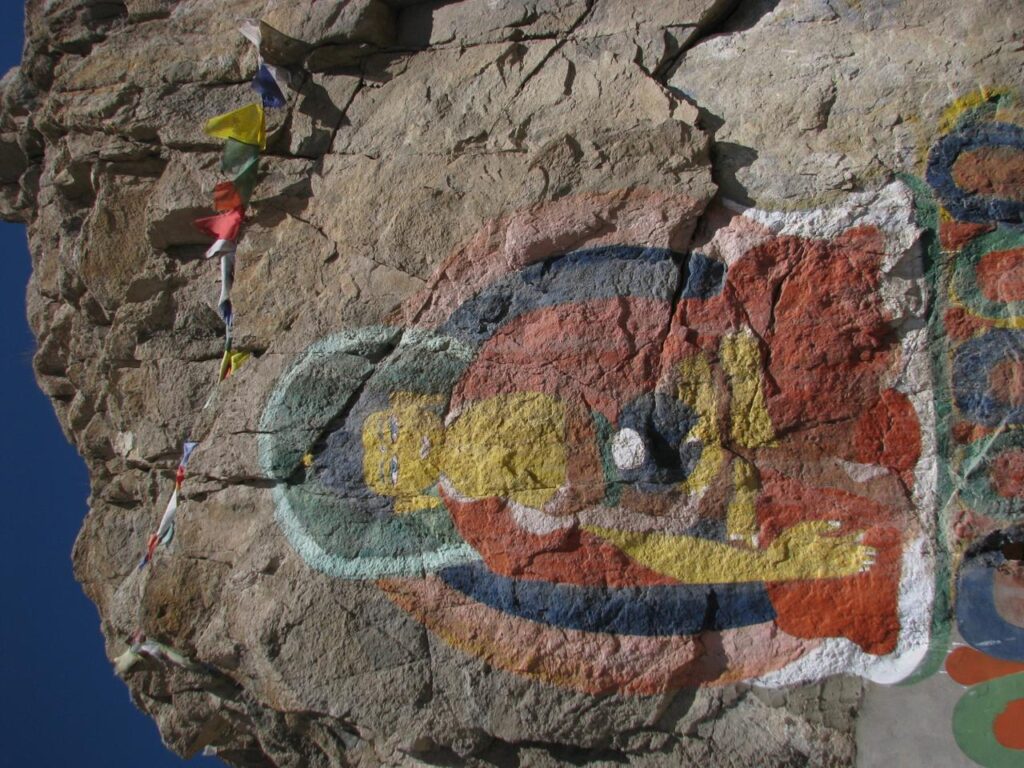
xmin=953 ymin=672 xmax=1024 ymax=768
xmin=951 ymin=228 xmax=1024 ymax=323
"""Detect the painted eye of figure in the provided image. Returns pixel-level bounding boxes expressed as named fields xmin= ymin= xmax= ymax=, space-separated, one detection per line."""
xmin=390 ymin=455 xmax=400 ymax=486
xmin=389 ymin=416 xmax=399 ymax=443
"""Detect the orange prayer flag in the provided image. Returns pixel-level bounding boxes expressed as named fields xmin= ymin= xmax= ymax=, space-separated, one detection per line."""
xmin=213 ymin=181 xmax=242 ymax=212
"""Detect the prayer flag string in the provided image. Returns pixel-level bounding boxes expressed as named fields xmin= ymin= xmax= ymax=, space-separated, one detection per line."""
xmin=138 ymin=441 xmax=197 ymax=569
xmin=136 ymin=20 xmax=289 ymax=572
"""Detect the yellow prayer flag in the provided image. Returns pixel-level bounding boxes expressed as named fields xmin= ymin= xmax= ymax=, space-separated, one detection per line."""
xmin=229 ymin=351 xmax=251 ymax=374
xmin=204 ymin=103 xmax=266 ymax=150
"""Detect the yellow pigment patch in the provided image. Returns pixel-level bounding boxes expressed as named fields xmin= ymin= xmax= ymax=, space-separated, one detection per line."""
xmin=938 ymin=87 xmax=1009 ymax=135
xmin=361 ymin=393 xmax=445 ymax=513
xmin=721 ymin=331 xmax=776 ymax=449
xmin=677 ymin=353 xmax=722 ymax=494
xmin=726 ymin=457 xmax=759 ymax=545
xmin=361 ymin=391 xmax=567 ymax=512
xmin=441 ymin=392 xmax=566 ymax=507
xmin=585 ymin=520 xmax=874 ymax=584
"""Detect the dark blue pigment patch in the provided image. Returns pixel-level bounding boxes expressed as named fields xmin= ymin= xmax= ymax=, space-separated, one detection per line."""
xmin=682 ymin=252 xmax=725 ymax=298
xmin=926 ymin=122 xmax=1024 ymax=223
xmin=951 ymin=328 xmax=1024 ymax=427
xmin=956 ymin=534 xmax=1024 ymax=662
xmin=438 ymin=561 xmax=776 ymax=636
xmin=440 ymin=246 xmax=721 ymax=346
xmin=615 ymin=393 xmax=702 ymax=491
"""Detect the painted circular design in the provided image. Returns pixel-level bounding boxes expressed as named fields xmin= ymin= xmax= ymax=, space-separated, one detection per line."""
xmin=953 ymin=672 xmax=1024 ymax=768
xmin=952 ymin=329 xmax=1024 ymax=427
xmin=926 ymin=122 xmax=1024 ymax=223
xmin=615 ymin=392 xmax=703 ymax=491
xmin=960 ymin=431 xmax=1024 ymax=520
xmin=957 ymin=528 xmax=1024 ymax=662
xmin=951 ymin=228 xmax=1024 ymax=323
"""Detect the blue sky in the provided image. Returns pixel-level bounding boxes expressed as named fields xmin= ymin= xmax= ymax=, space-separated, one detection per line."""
xmin=0 ymin=2 xmax=222 ymax=765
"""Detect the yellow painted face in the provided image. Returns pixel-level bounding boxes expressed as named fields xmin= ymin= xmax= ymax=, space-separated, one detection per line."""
xmin=362 ymin=399 xmax=444 ymax=509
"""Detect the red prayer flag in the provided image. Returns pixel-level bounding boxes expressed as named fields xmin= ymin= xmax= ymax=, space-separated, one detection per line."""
xmin=213 ymin=181 xmax=242 ymax=212
xmin=193 ymin=207 xmax=244 ymax=241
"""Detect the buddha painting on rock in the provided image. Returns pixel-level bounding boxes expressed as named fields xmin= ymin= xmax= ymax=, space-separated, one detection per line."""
xmin=260 ymin=186 xmax=932 ymax=694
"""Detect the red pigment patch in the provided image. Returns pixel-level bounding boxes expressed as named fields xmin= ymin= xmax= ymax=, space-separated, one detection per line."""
xmin=853 ymin=389 xmax=921 ymax=472
xmin=946 ymin=646 xmax=1024 ymax=685
xmin=952 ymin=146 xmax=1024 ymax=201
xmin=679 ymin=227 xmax=893 ymax=431
xmin=990 ymin=359 xmax=1024 ymax=406
xmin=992 ymin=450 xmax=1024 ymax=499
xmin=945 ymin=306 xmax=988 ymax=341
xmin=759 ymin=471 xmax=902 ymax=655
xmin=953 ymin=420 xmax=995 ymax=444
xmin=977 ymin=248 xmax=1024 ymax=302
xmin=994 ymin=699 xmax=1024 ymax=750
xmin=941 ymin=221 xmax=994 ymax=252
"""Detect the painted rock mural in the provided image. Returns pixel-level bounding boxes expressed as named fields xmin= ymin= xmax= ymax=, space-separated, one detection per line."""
xmin=259 ymin=183 xmax=932 ymax=694
xmin=4 ymin=0 xmax=1024 ymax=765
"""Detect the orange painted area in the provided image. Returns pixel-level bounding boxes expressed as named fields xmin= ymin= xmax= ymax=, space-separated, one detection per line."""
xmin=952 ymin=146 xmax=1024 ymax=201
xmin=378 ymin=575 xmax=819 ymax=695
xmin=760 ymin=472 xmax=903 ymax=655
xmin=945 ymin=306 xmax=989 ymax=341
xmin=940 ymin=221 xmax=994 ymax=252
xmin=990 ymin=359 xmax=1024 ymax=406
xmin=952 ymin=419 xmax=996 ymax=444
xmin=993 ymin=698 xmax=1024 ymax=749
xmin=443 ymin=489 xmax=678 ymax=587
xmin=945 ymin=646 xmax=1024 ymax=685
xmin=853 ymin=389 xmax=921 ymax=472
xmin=992 ymin=450 xmax=1024 ymax=499
xmin=676 ymin=226 xmax=893 ymax=432
xmin=978 ymin=248 xmax=1024 ymax=302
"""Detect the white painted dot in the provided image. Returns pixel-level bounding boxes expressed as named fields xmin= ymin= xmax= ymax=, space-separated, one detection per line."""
xmin=611 ymin=428 xmax=646 ymax=470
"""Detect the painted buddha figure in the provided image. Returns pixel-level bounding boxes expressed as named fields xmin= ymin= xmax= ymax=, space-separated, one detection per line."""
xmin=360 ymin=373 xmax=878 ymax=587
xmin=262 ymin=188 xmax=927 ymax=691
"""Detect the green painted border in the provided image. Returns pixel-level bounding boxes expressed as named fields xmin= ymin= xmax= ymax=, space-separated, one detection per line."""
xmin=953 ymin=672 xmax=1024 ymax=768
xmin=951 ymin=228 xmax=1024 ymax=321
xmin=899 ymin=173 xmax=955 ymax=685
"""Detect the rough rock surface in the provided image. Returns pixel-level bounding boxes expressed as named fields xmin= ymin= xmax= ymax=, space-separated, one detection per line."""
xmin=3 ymin=1 xmax=1024 ymax=766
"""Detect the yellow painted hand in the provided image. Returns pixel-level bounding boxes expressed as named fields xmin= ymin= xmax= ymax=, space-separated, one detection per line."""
xmin=764 ymin=521 xmax=877 ymax=581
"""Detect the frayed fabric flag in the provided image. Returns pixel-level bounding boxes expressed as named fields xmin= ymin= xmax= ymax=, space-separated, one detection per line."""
xmin=138 ymin=440 xmax=198 ymax=569
xmin=139 ymin=489 xmax=178 ymax=569
xmin=238 ymin=18 xmax=261 ymax=48
xmin=114 ymin=636 xmax=203 ymax=673
xmin=234 ymin=161 xmax=259 ymax=205
xmin=205 ymin=238 xmax=235 ymax=260
xmin=219 ymin=250 xmax=235 ymax=327
xmin=155 ymin=489 xmax=178 ymax=545
xmin=204 ymin=103 xmax=266 ymax=150
xmin=219 ymin=347 xmax=233 ymax=381
xmin=228 ymin=351 xmax=251 ymax=377
xmin=213 ymin=181 xmax=242 ymax=212
xmin=218 ymin=347 xmax=250 ymax=381
xmin=213 ymin=175 xmax=257 ymax=212
xmin=194 ymin=207 xmax=244 ymax=242
xmin=252 ymin=63 xmax=286 ymax=108
xmin=221 ymin=139 xmax=260 ymax=177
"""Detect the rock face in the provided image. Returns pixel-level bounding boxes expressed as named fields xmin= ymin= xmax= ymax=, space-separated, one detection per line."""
xmin=3 ymin=1 xmax=1024 ymax=766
